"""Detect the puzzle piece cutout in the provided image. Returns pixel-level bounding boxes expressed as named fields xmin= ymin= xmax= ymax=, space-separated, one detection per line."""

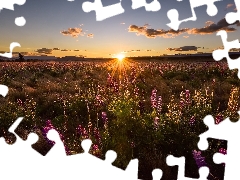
xmin=212 ymin=30 xmax=240 ymax=78
xmin=0 ymin=85 xmax=8 ymax=97
xmin=166 ymin=155 xmax=209 ymax=180
xmin=82 ymin=0 xmax=125 ymax=21
xmin=131 ymin=0 xmax=161 ymax=12
xmin=0 ymin=115 xmax=142 ymax=180
xmin=198 ymin=112 xmax=240 ymax=180
xmin=225 ymin=0 xmax=240 ymax=24
xmin=167 ymin=0 xmax=221 ymax=30
xmin=0 ymin=42 xmax=21 ymax=58
xmin=0 ymin=0 xmax=26 ymax=26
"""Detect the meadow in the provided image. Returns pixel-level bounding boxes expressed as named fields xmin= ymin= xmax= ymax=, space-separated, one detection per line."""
xmin=0 ymin=58 xmax=239 ymax=180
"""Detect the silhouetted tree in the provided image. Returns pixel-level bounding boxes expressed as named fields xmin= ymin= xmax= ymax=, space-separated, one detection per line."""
xmin=19 ymin=53 xmax=24 ymax=61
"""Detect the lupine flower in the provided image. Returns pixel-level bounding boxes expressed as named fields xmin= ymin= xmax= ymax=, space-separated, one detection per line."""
xmin=151 ymin=88 xmax=157 ymax=108
xmin=215 ymin=114 xmax=223 ymax=124
xmin=185 ymin=90 xmax=191 ymax=105
xmin=157 ymin=96 xmax=162 ymax=113
xmin=219 ymin=148 xmax=227 ymax=155
xmin=101 ymin=112 xmax=108 ymax=124
xmin=76 ymin=124 xmax=89 ymax=139
xmin=192 ymin=150 xmax=207 ymax=168
xmin=41 ymin=120 xmax=55 ymax=145
xmin=189 ymin=116 xmax=195 ymax=126
xmin=219 ymin=148 xmax=227 ymax=166
xmin=93 ymin=127 xmax=102 ymax=145
xmin=154 ymin=117 xmax=159 ymax=130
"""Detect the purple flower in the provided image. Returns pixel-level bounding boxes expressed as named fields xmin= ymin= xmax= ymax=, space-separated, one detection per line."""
xmin=192 ymin=150 xmax=208 ymax=168
xmin=219 ymin=148 xmax=227 ymax=155
xmin=157 ymin=96 xmax=162 ymax=113
xmin=101 ymin=112 xmax=108 ymax=125
xmin=185 ymin=90 xmax=191 ymax=105
xmin=41 ymin=120 xmax=55 ymax=145
xmin=151 ymin=88 xmax=157 ymax=108
xmin=215 ymin=114 xmax=223 ymax=124
xmin=189 ymin=116 xmax=195 ymax=126
xmin=154 ymin=117 xmax=159 ymax=129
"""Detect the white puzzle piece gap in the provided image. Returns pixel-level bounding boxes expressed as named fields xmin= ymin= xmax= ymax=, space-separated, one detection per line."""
xmin=167 ymin=0 xmax=221 ymax=30
xmin=166 ymin=155 xmax=209 ymax=180
xmin=0 ymin=85 xmax=8 ymax=97
xmin=212 ymin=30 xmax=240 ymax=78
xmin=0 ymin=0 xmax=26 ymax=26
xmin=15 ymin=16 xmax=26 ymax=26
xmin=82 ymin=0 xmax=124 ymax=21
xmin=225 ymin=0 xmax=240 ymax=24
xmin=0 ymin=111 xmax=140 ymax=180
xmin=0 ymin=42 xmax=21 ymax=58
xmin=0 ymin=0 xmax=26 ymax=11
xmin=131 ymin=0 xmax=161 ymax=12
xmin=198 ymin=111 xmax=240 ymax=180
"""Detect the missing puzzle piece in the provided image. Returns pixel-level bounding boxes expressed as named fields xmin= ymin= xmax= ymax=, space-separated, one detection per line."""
xmin=82 ymin=0 xmax=124 ymax=21
xmin=131 ymin=0 xmax=161 ymax=12
xmin=166 ymin=155 xmax=209 ymax=180
xmin=0 ymin=42 xmax=21 ymax=58
xmin=167 ymin=0 xmax=221 ymax=30
xmin=212 ymin=30 xmax=240 ymax=78
xmin=0 ymin=0 xmax=26 ymax=11
xmin=198 ymin=112 xmax=240 ymax=180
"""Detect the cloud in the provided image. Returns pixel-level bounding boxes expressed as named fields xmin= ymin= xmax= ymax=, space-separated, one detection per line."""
xmin=87 ymin=33 xmax=94 ymax=38
xmin=120 ymin=22 xmax=125 ymax=25
xmin=188 ymin=18 xmax=238 ymax=35
xmin=129 ymin=18 xmax=239 ymax=39
xmin=61 ymin=49 xmax=69 ymax=51
xmin=229 ymin=48 xmax=240 ymax=52
xmin=53 ymin=48 xmax=60 ymax=50
xmin=226 ymin=4 xmax=234 ymax=9
xmin=35 ymin=48 xmax=53 ymax=54
xmin=166 ymin=46 xmax=199 ymax=51
xmin=128 ymin=24 xmax=189 ymax=38
xmin=60 ymin=28 xmax=84 ymax=38
xmin=74 ymin=49 xmax=80 ymax=51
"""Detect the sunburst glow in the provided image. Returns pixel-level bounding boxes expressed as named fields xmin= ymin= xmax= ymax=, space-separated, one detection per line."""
xmin=116 ymin=53 xmax=125 ymax=61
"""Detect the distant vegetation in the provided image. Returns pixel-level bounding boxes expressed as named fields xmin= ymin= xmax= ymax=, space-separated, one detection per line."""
xmin=0 ymin=60 xmax=239 ymax=180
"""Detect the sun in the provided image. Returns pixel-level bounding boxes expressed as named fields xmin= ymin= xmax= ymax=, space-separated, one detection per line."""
xmin=116 ymin=53 xmax=125 ymax=61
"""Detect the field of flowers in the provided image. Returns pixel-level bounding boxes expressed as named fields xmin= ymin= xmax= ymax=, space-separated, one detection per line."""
xmin=0 ymin=59 xmax=239 ymax=180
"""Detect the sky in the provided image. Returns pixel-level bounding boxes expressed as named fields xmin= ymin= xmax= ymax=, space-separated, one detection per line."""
xmin=0 ymin=0 xmax=240 ymax=58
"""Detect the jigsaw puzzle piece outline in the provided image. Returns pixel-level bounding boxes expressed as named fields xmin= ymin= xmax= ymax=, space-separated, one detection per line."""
xmin=131 ymin=0 xmax=161 ymax=12
xmin=0 ymin=0 xmax=26 ymax=11
xmin=212 ymin=30 xmax=240 ymax=78
xmin=167 ymin=0 xmax=221 ymax=30
xmin=225 ymin=0 xmax=240 ymax=24
xmin=198 ymin=111 xmax=240 ymax=180
xmin=0 ymin=85 xmax=8 ymax=97
xmin=82 ymin=0 xmax=125 ymax=21
xmin=166 ymin=155 xmax=209 ymax=180
xmin=0 ymin=42 xmax=21 ymax=58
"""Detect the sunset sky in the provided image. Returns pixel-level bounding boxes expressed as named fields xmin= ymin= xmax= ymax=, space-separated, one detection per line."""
xmin=0 ymin=0 xmax=239 ymax=58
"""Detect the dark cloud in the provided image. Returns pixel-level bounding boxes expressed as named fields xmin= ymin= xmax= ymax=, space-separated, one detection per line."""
xmin=61 ymin=49 xmax=69 ymax=51
xmin=128 ymin=24 xmax=189 ymax=38
xmin=166 ymin=46 xmax=199 ymax=51
xmin=74 ymin=49 xmax=80 ymax=51
xmin=188 ymin=18 xmax=238 ymax=35
xmin=60 ymin=28 xmax=83 ymax=38
xmin=53 ymin=48 xmax=60 ymax=50
xmin=35 ymin=48 xmax=53 ymax=54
